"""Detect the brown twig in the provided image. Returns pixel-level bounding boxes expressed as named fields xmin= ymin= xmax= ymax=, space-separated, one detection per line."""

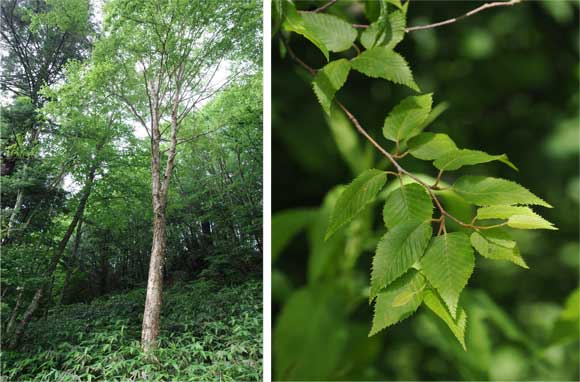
xmin=432 ymin=169 xmax=444 ymax=188
xmin=308 ymin=0 xmax=337 ymax=13
xmin=406 ymin=0 xmax=523 ymax=33
xmin=281 ymin=38 xmax=317 ymax=76
xmin=351 ymin=0 xmax=522 ymax=33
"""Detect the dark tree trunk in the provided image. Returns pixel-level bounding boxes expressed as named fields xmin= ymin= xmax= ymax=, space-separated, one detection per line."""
xmin=58 ymin=217 xmax=83 ymax=305
xmin=5 ymin=286 xmax=24 ymax=337
xmin=7 ymin=163 xmax=97 ymax=348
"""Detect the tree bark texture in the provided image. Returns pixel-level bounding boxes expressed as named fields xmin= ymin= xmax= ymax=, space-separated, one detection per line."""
xmin=140 ymin=74 xmax=181 ymax=351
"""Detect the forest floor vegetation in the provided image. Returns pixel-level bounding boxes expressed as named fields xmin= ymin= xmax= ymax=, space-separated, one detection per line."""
xmin=1 ymin=279 xmax=262 ymax=381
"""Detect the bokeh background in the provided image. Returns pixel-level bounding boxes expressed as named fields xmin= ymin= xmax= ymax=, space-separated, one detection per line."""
xmin=272 ymin=1 xmax=579 ymax=380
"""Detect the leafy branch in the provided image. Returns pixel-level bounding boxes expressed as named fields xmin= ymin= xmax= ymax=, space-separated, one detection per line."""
xmin=278 ymin=0 xmax=555 ymax=349
xmin=284 ymin=39 xmax=509 ymax=233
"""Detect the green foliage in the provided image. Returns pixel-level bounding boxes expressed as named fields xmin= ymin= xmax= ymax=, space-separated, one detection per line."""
xmin=325 ymin=169 xmax=387 ymax=240
xmin=382 ymin=183 xmax=433 ymax=229
xmin=420 ymin=232 xmax=474 ymax=318
xmin=275 ymin=0 xmax=559 ymax=363
xmin=360 ymin=10 xmax=406 ymax=50
xmin=273 ymin=0 xmax=577 ymax=378
xmin=301 ymin=13 xmax=357 ymax=53
xmin=282 ymin=1 xmax=329 ymax=60
xmin=370 ymin=220 xmax=431 ymax=301
xmin=453 ymin=176 xmax=552 ymax=208
xmin=351 ymin=47 xmax=419 ymax=91
xmin=272 ymin=208 xmax=318 ymax=263
xmin=470 ymin=229 xmax=528 ymax=268
xmin=423 ymin=289 xmax=467 ymax=350
xmin=383 ymin=94 xmax=433 ymax=143
xmin=433 ymin=149 xmax=517 ymax=172
xmin=313 ymin=59 xmax=351 ymax=115
xmin=1 ymin=0 xmax=262 ymax=375
xmin=407 ymin=132 xmax=457 ymax=160
xmin=274 ymin=285 xmax=348 ymax=380
xmin=369 ymin=269 xmax=425 ymax=336
xmin=1 ymin=280 xmax=262 ymax=381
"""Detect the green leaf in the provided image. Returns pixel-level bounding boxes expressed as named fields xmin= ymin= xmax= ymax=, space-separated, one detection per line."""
xmin=383 ymin=94 xmax=433 ymax=142
xmin=312 ymin=59 xmax=351 ymax=116
xmin=476 ymin=205 xmax=557 ymax=230
xmin=420 ymin=232 xmax=474 ymax=318
xmin=476 ymin=205 xmax=539 ymax=220
xmin=301 ymin=13 xmax=357 ymax=53
xmin=365 ymin=0 xmax=381 ymax=22
xmin=383 ymin=183 xmax=433 ymax=229
xmin=551 ymin=288 xmax=580 ymax=345
xmin=470 ymin=229 xmax=528 ymax=268
xmin=433 ymin=149 xmax=518 ymax=171
xmin=370 ymin=220 xmax=432 ymax=301
xmin=351 ymin=47 xmax=419 ymax=91
xmin=326 ymin=169 xmax=387 ymax=240
xmin=360 ymin=10 xmax=406 ymax=50
xmin=369 ymin=269 xmax=426 ymax=336
xmin=407 ymin=132 xmax=457 ymax=160
xmin=308 ymin=187 xmax=348 ymax=282
xmin=272 ymin=208 xmax=318 ymax=263
xmin=453 ymin=176 xmax=552 ymax=208
xmin=508 ymin=214 xmax=557 ymax=230
xmin=423 ymin=289 xmax=467 ymax=350
xmin=274 ymin=286 xmax=348 ymax=380
xmin=282 ymin=2 xmax=329 ymax=60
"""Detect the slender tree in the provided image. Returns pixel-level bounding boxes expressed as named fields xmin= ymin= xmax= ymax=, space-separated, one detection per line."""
xmin=5 ymin=60 xmax=129 ymax=347
xmin=0 ymin=0 xmax=92 ymax=241
xmin=94 ymin=0 xmax=260 ymax=350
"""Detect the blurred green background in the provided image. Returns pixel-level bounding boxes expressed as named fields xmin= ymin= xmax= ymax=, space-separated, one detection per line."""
xmin=272 ymin=1 xmax=579 ymax=381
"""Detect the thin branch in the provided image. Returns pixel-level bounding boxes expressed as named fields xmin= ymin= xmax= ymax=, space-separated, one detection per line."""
xmin=281 ymin=38 xmax=317 ymax=76
xmin=350 ymin=0 xmax=522 ymax=33
xmin=283 ymin=38 xmax=501 ymax=232
xmin=308 ymin=0 xmax=337 ymax=13
xmin=176 ymin=125 xmax=225 ymax=146
xmin=405 ymin=0 xmax=522 ymax=33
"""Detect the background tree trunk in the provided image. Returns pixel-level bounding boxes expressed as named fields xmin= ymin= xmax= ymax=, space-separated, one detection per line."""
xmin=58 ymin=217 xmax=83 ymax=305
xmin=7 ymin=163 xmax=97 ymax=348
xmin=5 ymin=286 xmax=24 ymax=337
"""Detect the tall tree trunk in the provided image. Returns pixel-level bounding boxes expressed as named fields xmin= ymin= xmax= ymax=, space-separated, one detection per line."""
xmin=5 ymin=286 xmax=24 ymax=337
xmin=141 ymin=79 xmax=180 ymax=351
xmin=141 ymin=204 xmax=167 ymax=350
xmin=58 ymin=217 xmax=83 ymax=305
xmin=42 ymin=275 xmax=56 ymax=319
xmin=7 ymin=163 xmax=97 ymax=348
xmin=4 ymin=188 xmax=24 ymax=242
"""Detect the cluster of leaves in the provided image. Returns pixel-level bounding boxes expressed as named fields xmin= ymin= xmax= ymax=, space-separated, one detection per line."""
xmin=278 ymin=0 xmax=556 ymax=349
xmin=1 ymin=280 xmax=262 ymax=381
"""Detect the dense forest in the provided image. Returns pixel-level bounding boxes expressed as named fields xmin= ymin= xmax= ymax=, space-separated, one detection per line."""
xmin=0 ymin=0 xmax=262 ymax=380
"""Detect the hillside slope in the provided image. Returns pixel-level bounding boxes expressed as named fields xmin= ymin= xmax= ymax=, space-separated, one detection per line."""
xmin=2 ymin=279 xmax=262 ymax=381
